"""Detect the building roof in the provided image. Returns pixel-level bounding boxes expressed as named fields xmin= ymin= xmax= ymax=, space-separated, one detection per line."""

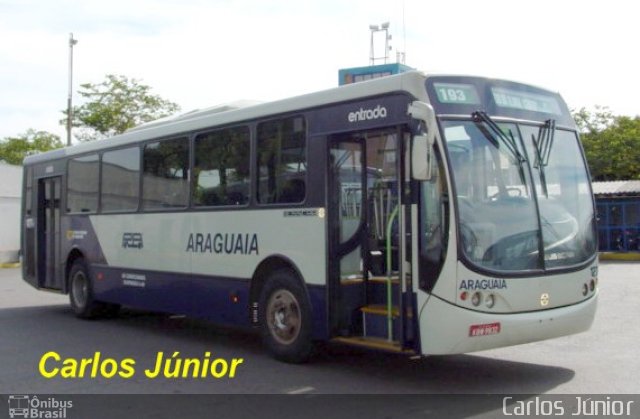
xmin=0 ymin=163 xmax=22 ymax=198
xmin=592 ymin=180 xmax=640 ymax=196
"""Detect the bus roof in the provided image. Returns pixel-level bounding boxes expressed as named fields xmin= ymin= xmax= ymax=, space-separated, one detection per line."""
xmin=23 ymin=71 xmax=566 ymax=166
xmin=23 ymin=70 xmax=430 ymax=165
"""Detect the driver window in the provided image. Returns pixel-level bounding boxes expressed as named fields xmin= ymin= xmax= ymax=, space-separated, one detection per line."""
xmin=419 ymin=145 xmax=448 ymax=291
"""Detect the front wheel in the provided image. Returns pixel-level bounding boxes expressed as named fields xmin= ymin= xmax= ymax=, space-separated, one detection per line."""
xmin=259 ymin=269 xmax=313 ymax=363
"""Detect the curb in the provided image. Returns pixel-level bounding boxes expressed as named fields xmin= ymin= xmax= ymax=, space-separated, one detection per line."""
xmin=0 ymin=262 xmax=20 ymax=268
xmin=599 ymin=252 xmax=640 ymax=262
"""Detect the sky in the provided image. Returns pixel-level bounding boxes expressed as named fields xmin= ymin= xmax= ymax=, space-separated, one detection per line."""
xmin=0 ymin=0 xmax=638 ymax=142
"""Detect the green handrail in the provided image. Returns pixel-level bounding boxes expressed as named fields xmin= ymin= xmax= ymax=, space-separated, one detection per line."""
xmin=385 ymin=204 xmax=399 ymax=341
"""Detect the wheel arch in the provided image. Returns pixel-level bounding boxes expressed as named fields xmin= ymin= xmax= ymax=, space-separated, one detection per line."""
xmin=64 ymin=247 xmax=86 ymax=294
xmin=249 ymin=254 xmax=309 ymax=325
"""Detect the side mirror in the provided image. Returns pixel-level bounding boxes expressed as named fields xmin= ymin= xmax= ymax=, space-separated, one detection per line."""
xmin=409 ymin=102 xmax=437 ymax=181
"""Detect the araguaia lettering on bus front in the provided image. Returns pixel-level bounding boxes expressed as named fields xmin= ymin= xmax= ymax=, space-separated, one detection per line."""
xmin=458 ymin=278 xmax=507 ymax=290
xmin=186 ymin=233 xmax=259 ymax=255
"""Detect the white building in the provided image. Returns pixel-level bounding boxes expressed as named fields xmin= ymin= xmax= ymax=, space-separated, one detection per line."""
xmin=0 ymin=163 xmax=22 ymax=263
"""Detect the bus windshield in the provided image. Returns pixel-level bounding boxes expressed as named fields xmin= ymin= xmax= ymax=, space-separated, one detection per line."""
xmin=443 ymin=117 xmax=596 ymax=272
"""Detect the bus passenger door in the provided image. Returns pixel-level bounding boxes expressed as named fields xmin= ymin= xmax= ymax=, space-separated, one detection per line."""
xmin=36 ymin=177 xmax=63 ymax=290
xmin=328 ymin=128 xmax=413 ymax=350
xmin=328 ymin=137 xmax=366 ymax=335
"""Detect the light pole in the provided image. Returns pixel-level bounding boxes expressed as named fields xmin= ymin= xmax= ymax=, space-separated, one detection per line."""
xmin=369 ymin=22 xmax=391 ymax=65
xmin=66 ymin=33 xmax=78 ymax=146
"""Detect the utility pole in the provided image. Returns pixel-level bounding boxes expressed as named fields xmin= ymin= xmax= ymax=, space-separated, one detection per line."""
xmin=66 ymin=33 xmax=78 ymax=146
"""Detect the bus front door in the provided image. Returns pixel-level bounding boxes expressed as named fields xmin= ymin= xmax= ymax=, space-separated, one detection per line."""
xmin=328 ymin=128 xmax=413 ymax=351
xmin=36 ymin=176 xmax=63 ymax=290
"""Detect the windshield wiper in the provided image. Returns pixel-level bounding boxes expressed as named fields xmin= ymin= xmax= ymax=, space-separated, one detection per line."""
xmin=471 ymin=111 xmax=526 ymax=165
xmin=472 ymin=111 xmax=528 ymax=194
xmin=531 ymin=119 xmax=556 ymax=197
xmin=532 ymin=119 xmax=556 ymax=168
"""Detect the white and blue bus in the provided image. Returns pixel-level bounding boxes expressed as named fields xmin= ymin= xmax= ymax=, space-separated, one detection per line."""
xmin=21 ymin=71 xmax=598 ymax=362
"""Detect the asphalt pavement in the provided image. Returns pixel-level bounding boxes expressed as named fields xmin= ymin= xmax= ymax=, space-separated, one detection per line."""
xmin=0 ymin=261 xmax=638 ymax=418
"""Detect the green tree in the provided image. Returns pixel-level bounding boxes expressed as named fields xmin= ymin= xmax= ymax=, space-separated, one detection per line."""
xmin=0 ymin=129 xmax=63 ymax=165
xmin=574 ymin=107 xmax=640 ymax=181
xmin=67 ymin=74 xmax=180 ymax=142
xmin=573 ymin=105 xmax=615 ymax=134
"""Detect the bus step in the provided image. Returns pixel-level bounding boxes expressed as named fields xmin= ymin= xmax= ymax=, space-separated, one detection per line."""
xmin=340 ymin=275 xmax=400 ymax=285
xmin=360 ymin=304 xmax=400 ymax=340
xmin=331 ymin=336 xmax=413 ymax=354
xmin=368 ymin=275 xmax=400 ymax=284
xmin=361 ymin=304 xmax=399 ymax=316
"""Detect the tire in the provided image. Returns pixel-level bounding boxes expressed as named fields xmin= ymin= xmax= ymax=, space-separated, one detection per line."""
xmin=258 ymin=269 xmax=314 ymax=363
xmin=68 ymin=258 xmax=117 ymax=319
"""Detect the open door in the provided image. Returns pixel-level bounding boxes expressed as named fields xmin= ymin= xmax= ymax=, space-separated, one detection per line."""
xmin=36 ymin=177 xmax=63 ymax=290
xmin=328 ymin=127 xmax=415 ymax=351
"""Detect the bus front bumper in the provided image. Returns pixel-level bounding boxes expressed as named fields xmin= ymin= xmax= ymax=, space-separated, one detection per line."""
xmin=418 ymin=292 xmax=598 ymax=355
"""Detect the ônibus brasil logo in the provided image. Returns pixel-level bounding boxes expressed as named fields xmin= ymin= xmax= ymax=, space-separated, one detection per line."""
xmin=347 ymin=105 xmax=388 ymax=123
xmin=8 ymin=395 xmax=73 ymax=418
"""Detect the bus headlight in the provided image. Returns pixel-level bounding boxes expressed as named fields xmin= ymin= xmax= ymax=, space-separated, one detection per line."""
xmin=485 ymin=294 xmax=496 ymax=309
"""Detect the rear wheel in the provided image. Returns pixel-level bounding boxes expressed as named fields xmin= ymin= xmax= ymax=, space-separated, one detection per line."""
xmin=259 ymin=269 xmax=313 ymax=363
xmin=68 ymin=259 xmax=118 ymax=319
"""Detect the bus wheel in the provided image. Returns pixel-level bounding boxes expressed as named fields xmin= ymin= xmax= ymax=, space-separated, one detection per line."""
xmin=68 ymin=259 xmax=106 ymax=319
xmin=259 ymin=269 xmax=313 ymax=363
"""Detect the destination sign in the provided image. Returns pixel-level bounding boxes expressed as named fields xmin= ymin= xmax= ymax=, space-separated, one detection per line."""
xmin=491 ymin=87 xmax=562 ymax=115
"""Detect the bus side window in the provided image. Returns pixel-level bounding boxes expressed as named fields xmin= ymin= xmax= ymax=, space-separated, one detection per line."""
xmin=142 ymin=137 xmax=189 ymax=209
xmin=67 ymin=154 xmax=99 ymax=213
xmin=101 ymin=146 xmax=140 ymax=212
xmin=257 ymin=116 xmax=307 ymax=204
xmin=193 ymin=126 xmax=250 ymax=207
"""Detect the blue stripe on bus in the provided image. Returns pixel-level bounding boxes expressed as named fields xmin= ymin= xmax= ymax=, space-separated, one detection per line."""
xmin=90 ymin=264 xmax=328 ymax=339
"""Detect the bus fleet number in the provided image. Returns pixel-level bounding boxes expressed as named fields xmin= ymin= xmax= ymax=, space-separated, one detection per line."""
xmin=440 ymin=88 xmax=465 ymax=102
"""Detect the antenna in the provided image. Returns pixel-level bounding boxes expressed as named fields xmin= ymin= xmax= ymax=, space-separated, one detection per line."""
xmin=402 ymin=0 xmax=407 ymax=64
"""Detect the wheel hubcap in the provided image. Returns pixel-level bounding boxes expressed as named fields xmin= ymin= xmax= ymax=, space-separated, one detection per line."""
xmin=71 ymin=271 xmax=88 ymax=308
xmin=266 ymin=289 xmax=301 ymax=345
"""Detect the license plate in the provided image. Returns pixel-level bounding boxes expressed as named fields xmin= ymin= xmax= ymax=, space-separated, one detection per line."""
xmin=469 ymin=322 xmax=501 ymax=337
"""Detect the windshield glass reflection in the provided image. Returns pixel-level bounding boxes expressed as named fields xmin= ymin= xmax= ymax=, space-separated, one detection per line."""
xmin=443 ymin=119 xmax=595 ymax=272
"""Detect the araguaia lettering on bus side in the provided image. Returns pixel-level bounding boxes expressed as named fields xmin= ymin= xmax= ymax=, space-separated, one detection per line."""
xmin=186 ymin=233 xmax=259 ymax=255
